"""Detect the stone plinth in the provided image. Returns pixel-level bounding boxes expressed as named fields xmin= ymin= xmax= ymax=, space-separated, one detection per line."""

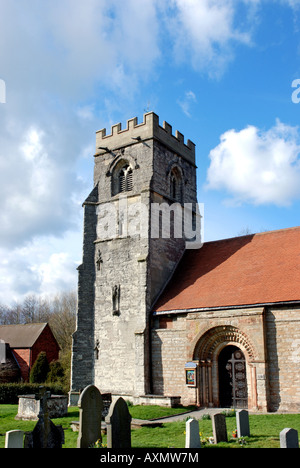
xmin=16 ymin=394 xmax=68 ymax=420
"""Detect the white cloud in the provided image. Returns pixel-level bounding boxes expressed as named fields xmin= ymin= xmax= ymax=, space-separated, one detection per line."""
xmin=33 ymin=252 xmax=78 ymax=298
xmin=281 ymin=0 xmax=300 ymax=8
xmin=164 ymin=0 xmax=257 ymax=77
xmin=206 ymin=120 xmax=300 ymax=206
xmin=0 ymin=0 xmax=161 ymax=99
xmin=0 ymin=122 xmax=85 ymax=248
xmin=0 ymin=0 xmax=163 ymax=303
xmin=0 ymin=232 xmax=80 ymax=304
xmin=0 ymin=0 xmax=299 ymax=303
xmin=177 ymin=90 xmax=197 ymax=117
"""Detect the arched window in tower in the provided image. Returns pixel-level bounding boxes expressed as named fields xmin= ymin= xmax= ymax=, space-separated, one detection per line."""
xmin=170 ymin=167 xmax=183 ymax=203
xmin=118 ymin=165 xmax=133 ymax=194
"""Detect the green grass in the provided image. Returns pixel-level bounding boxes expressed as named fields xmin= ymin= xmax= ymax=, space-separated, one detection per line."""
xmin=0 ymin=404 xmax=79 ymax=448
xmin=1 ymin=404 xmax=300 ymax=448
xmin=131 ymin=413 xmax=300 ymax=449
xmin=128 ymin=404 xmax=197 ymax=420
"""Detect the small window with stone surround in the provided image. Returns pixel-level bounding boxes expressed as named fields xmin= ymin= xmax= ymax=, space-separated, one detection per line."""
xmin=112 ymin=161 xmax=133 ymax=196
xmin=170 ymin=167 xmax=182 ymax=203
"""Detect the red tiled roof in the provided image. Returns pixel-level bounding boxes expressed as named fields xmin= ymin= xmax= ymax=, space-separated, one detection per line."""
xmin=154 ymin=227 xmax=300 ymax=312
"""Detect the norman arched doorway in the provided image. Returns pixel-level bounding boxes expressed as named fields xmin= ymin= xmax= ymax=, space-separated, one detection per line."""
xmin=218 ymin=345 xmax=248 ymax=408
xmin=192 ymin=325 xmax=256 ymax=409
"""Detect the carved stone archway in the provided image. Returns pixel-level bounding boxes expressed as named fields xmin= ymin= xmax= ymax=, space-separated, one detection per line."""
xmin=192 ymin=326 xmax=257 ymax=409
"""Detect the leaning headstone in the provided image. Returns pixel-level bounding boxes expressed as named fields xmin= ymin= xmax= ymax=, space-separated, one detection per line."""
xmin=236 ymin=410 xmax=250 ymax=438
xmin=212 ymin=413 xmax=228 ymax=444
xmin=24 ymin=387 xmax=64 ymax=448
xmin=185 ymin=418 xmax=201 ymax=448
xmin=280 ymin=428 xmax=299 ymax=449
xmin=5 ymin=430 xmax=24 ymax=448
xmin=77 ymin=384 xmax=103 ymax=448
xmin=105 ymin=397 xmax=132 ymax=448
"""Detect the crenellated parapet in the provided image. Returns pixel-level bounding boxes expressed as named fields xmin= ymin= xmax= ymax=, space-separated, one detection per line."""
xmin=95 ymin=112 xmax=195 ymax=164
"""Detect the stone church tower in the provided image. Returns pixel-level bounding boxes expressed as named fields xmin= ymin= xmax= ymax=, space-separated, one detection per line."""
xmin=70 ymin=112 xmax=198 ymax=403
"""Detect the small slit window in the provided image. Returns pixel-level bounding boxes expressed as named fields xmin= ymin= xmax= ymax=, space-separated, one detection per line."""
xmin=171 ymin=174 xmax=177 ymax=199
xmin=170 ymin=167 xmax=182 ymax=203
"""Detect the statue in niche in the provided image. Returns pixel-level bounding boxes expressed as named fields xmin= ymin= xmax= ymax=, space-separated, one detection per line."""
xmin=96 ymin=250 xmax=103 ymax=272
xmin=112 ymin=285 xmax=120 ymax=316
xmin=94 ymin=339 xmax=100 ymax=360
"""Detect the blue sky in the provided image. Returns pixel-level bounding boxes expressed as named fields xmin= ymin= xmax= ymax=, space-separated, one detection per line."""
xmin=0 ymin=0 xmax=300 ymax=303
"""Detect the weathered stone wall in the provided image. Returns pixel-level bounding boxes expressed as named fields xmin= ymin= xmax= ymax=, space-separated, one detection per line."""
xmin=71 ymin=113 xmax=197 ymax=401
xmin=266 ymin=306 xmax=300 ymax=412
xmin=151 ymin=315 xmax=187 ymax=396
xmin=151 ymin=306 xmax=300 ymax=411
xmin=70 ymin=189 xmax=98 ymax=394
xmin=151 ymin=308 xmax=268 ymax=409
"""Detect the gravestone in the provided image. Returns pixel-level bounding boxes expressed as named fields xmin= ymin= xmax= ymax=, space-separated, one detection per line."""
xmin=77 ymin=384 xmax=103 ymax=448
xmin=16 ymin=394 xmax=68 ymax=420
xmin=105 ymin=397 xmax=132 ymax=448
xmin=212 ymin=413 xmax=228 ymax=444
xmin=185 ymin=418 xmax=201 ymax=448
xmin=24 ymin=387 xmax=64 ymax=448
xmin=236 ymin=410 xmax=250 ymax=438
xmin=0 ymin=339 xmax=6 ymax=363
xmin=280 ymin=428 xmax=299 ymax=448
xmin=5 ymin=430 xmax=24 ymax=448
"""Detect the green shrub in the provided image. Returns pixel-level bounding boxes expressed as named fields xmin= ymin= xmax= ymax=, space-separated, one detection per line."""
xmin=29 ymin=351 xmax=50 ymax=383
xmin=47 ymin=360 xmax=65 ymax=383
xmin=0 ymin=383 xmax=65 ymax=404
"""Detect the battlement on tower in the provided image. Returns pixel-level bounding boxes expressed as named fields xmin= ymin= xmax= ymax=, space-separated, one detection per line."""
xmin=95 ymin=112 xmax=195 ymax=164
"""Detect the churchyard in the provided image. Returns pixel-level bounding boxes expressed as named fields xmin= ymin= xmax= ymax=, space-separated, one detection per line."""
xmin=1 ymin=386 xmax=300 ymax=449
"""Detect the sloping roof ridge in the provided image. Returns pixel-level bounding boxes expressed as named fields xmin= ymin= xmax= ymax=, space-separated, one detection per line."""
xmin=0 ymin=323 xmax=48 ymax=348
xmin=153 ymin=225 xmax=300 ymax=314
xmin=204 ymin=225 xmax=300 ymax=246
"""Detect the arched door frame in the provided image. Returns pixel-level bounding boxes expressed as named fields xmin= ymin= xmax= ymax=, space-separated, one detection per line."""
xmin=190 ymin=326 xmax=258 ymax=409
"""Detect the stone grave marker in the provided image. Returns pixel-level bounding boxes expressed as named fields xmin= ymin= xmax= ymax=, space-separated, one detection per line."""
xmin=212 ymin=413 xmax=228 ymax=444
xmin=280 ymin=428 xmax=299 ymax=449
xmin=16 ymin=394 xmax=68 ymax=420
xmin=77 ymin=384 xmax=103 ymax=448
xmin=105 ymin=397 xmax=132 ymax=448
xmin=185 ymin=418 xmax=201 ymax=448
xmin=0 ymin=339 xmax=6 ymax=363
xmin=24 ymin=387 xmax=64 ymax=448
xmin=236 ymin=409 xmax=250 ymax=438
xmin=5 ymin=430 xmax=24 ymax=448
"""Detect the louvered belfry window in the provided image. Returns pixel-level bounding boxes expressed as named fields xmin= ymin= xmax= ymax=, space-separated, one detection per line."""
xmin=118 ymin=165 xmax=133 ymax=193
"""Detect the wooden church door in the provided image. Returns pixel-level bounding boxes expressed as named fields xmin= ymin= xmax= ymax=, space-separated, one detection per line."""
xmin=218 ymin=346 xmax=248 ymax=409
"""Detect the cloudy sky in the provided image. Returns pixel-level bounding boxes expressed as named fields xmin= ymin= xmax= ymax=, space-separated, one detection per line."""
xmin=0 ymin=0 xmax=300 ymax=304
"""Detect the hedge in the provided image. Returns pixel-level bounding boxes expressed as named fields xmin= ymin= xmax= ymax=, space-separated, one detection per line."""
xmin=0 ymin=383 xmax=65 ymax=404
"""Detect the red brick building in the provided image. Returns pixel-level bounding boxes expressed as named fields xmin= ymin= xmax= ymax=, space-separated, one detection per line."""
xmin=0 ymin=323 xmax=59 ymax=382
